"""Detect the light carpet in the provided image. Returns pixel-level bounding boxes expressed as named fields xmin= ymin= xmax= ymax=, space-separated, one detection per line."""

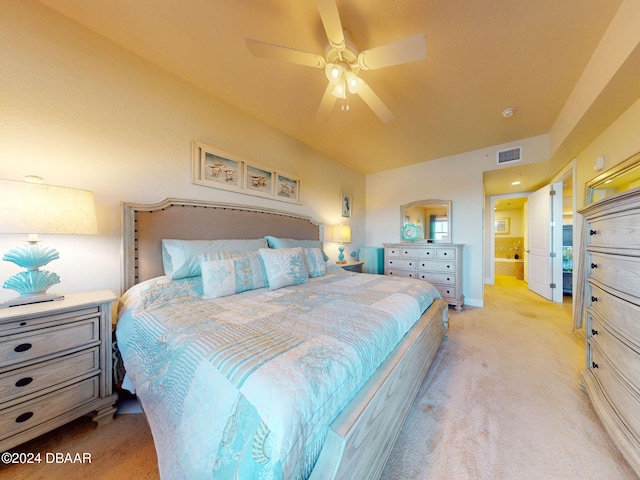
xmin=381 ymin=276 xmax=637 ymax=480
xmin=1 ymin=277 xmax=637 ymax=479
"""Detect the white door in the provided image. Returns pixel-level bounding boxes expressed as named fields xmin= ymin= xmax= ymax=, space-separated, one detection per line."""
xmin=528 ymin=182 xmax=563 ymax=302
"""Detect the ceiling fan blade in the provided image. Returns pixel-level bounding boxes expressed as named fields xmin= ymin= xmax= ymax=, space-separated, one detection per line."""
xmin=316 ymin=82 xmax=337 ymax=119
xmin=357 ymin=80 xmax=393 ymax=123
xmin=357 ymin=33 xmax=426 ymax=70
xmin=316 ymin=0 xmax=345 ymax=52
xmin=246 ymin=39 xmax=326 ymax=68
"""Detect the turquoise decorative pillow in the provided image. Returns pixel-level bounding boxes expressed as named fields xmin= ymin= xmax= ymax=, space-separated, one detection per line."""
xmin=162 ymin=238 xmax=268 ymax=280
xmin=199 ymin=251 xmax=268 ymax=298
xmin=264 ymin=236 xmax=329 ymax=261
xmin=304 ymin=248 xmax=326 ymax=278
xmin=259 ymin=247 xmax=309 ymax=290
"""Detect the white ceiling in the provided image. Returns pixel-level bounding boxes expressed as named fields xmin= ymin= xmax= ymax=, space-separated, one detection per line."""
xmin=39 ymin=0 xmax=627 ymax=195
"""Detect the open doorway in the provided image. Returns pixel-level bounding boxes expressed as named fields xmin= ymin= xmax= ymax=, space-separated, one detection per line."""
xmin=486 ymin=164 xmax=575 ymax=302
xmin=488 ymin=193 xmax=528 ymax=287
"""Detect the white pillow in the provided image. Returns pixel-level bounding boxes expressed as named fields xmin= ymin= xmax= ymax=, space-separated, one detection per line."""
xmin=259 ymin=247 xmax=309 ymax=290
xmin=200 ymin=251 xmax=268 ymax=299
xmin=162 ymin=238 xmax=267 ymax=279
xmin=304 ymin=248 xmax=326 ymax=278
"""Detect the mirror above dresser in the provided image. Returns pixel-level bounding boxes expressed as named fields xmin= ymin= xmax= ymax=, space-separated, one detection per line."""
xmin=400 ymin=199 xmax=451 ymax=243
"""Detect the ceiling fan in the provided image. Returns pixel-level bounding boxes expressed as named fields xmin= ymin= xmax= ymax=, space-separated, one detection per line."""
xmin=246 ymin=0 xmax=426 ymax=123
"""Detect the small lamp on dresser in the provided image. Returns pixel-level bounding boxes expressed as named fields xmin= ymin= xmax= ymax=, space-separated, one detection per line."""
xmin=332 ymin=224 xmax=351 ymax=264
xmin=0 ymin=177 xmax=98 ymax=308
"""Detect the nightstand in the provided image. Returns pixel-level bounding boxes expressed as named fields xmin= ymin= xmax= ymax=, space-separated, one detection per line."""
xmin=0 ymin=290 xmax=118 ymax=452
xmin=339 ymin=261 xmax=364 ymax=273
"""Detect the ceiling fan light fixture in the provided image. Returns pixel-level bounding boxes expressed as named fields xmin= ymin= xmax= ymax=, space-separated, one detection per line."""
xmin=345 ymin=72 xmax=362 ymax=94
xmin=332 ymin=80 xmax=347 ymax=99
xmin=325 ymin=63 xmax=343 ymax=83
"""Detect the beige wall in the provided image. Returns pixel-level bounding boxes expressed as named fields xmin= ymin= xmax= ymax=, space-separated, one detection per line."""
xmin=0 ymin=0 xmax=365 ymax=303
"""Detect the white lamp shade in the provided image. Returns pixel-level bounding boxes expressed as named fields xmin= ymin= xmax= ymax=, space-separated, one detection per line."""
xmin=332 ymin=224 xmax=352 ymax=243
xmin=0 ymin=180 xmax=98 ymax=235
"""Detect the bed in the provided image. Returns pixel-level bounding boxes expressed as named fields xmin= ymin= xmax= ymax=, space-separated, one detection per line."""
xmin=116 ymin=198 xmax=448 ymax=480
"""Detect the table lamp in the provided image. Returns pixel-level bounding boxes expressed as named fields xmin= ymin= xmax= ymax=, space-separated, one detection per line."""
xmin=0 ymin=178 xmax=98 ymax=307
xmin=332 ymin=224 xmax=351 ymax=264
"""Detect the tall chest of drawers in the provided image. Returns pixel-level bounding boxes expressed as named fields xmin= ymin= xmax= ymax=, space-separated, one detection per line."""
xmin=384 ymin=243 xmax=464 ymax=311
xmin=578 ymin=188 xmax=640 ymax=476
xmin=0 ymin=291 xmax=118 ymax=452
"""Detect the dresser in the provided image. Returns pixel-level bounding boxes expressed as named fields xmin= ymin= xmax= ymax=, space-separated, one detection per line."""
xmin=577 ymin=188 xmax=640 ymax=477
xmin=0 ymin=291 xmax=118 ymax=452
xmin=384 ymin=243 xmax=464 ymax=311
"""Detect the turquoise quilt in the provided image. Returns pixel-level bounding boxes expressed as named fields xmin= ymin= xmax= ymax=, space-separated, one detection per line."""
xmin=116 ymin=265 xmax=443 ymax=479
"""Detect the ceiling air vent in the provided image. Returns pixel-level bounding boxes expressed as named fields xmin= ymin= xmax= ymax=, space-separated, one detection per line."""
xmin=497 ymin=146 xmax=522 ymax=165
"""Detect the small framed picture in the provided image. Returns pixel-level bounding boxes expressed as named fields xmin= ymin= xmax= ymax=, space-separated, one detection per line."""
xmin=276 ymin=173 xmax=301 ymax=204
xmin=495 ymin=218 xmax=510 ymax=235
xmin=245 ymin=164 xmax=274 ymax=195
xmin=192 ymin=142 xmax=243 ymax=192
xmin=341 ymin=193 xmax=352 ymax=218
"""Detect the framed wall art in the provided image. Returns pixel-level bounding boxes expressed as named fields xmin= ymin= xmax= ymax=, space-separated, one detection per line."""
xmin=191 ymin=142 xmax=301 ymax=204
xmin=495 ymin=218 xmax=510 ymax=235
xmin=341 ymin=193 xmax=352 ymax=218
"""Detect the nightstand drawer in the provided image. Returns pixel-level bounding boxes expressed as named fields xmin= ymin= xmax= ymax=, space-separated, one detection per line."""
xmin=0 ymin=319 xmax=99 ymax=369
xmin=0 ymin=306 xmax=99 ymax=335
xmin=0 ymin=348 xmax=99 ymax=405
xmin=0 ymin=376 xmax=99 ymax=442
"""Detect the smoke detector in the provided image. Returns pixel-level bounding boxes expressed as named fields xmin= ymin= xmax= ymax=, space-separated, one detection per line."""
xmin=502 ymin=107 xmax=516 ymax=118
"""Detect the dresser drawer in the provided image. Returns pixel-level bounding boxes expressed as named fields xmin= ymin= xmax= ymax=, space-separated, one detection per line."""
xmin=418 ymin=260 xmax=455 ymax=273
xmin=589 ymin=343 xmax=640 ymax=436
xmin=385 ymin=247 xmax=401 ymax=258
xmin=0 ymin=306 xmax=100 ymax=335
xmin=401 ymin=247 xmax=435 ymax=258
xmin=0 ymin=376 xmax=99 ymax=442
xmin=0 ymin=348 xmax=99 ymax=405
xmin=588 ymin=283 xmax=640 ymax=351
xmin=385 ymin=268 xmax=416 ymax=279
xmin=588 ymin=252 xmax=640 ymax=299
xmin=418 ymin=272 xmax=455 ymax=285
xmin=436 ymin=248 xmax=457 ymax=260
xmin=588 ymin=212 xmax=640 ymax=249
xmin=0 ymin=319 xmax=99 ymax=369
xmin=437 ymin=286 xmax=457 ymax=300
xmin=590 ymin=314 xmax=640 ymax=388
xmin=385 ymin=258 xmax=416 ymax=270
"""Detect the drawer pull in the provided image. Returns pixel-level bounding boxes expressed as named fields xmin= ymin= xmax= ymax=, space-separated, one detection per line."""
xmin=19 ymin=321 xmax=27 ymax=327
xmin=591 ymin=263 xmax=598 ymax=269
xmin=591 ymin=329 xmax=598 ymax=336
xmin=15 ymin=377 xmax=34 ymax=387
xmin=590 ymin=229 xmax=597 ymax=236
xmin=14 ymin=343 xmax=32 ymax=353
xmin=591 ymin=296 xmax=598 ymax=302
xmin=447 ymin=265 xmax=451 ymax=269
xmin=15 ymin=412 xmax=34 ymax=423
xmin=592 ymin=362 xmax=599 ymax=369
xmin=443 ymin=252 xmax=448 ymax=256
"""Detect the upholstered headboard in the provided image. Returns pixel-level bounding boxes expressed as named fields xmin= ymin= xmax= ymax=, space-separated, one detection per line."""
xmin=121 ymin=198 xmax=322 ymax=292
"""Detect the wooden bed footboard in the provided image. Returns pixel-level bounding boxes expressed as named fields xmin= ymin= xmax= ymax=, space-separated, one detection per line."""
xmin=310 ymin=298 xmax=448 ymax=480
